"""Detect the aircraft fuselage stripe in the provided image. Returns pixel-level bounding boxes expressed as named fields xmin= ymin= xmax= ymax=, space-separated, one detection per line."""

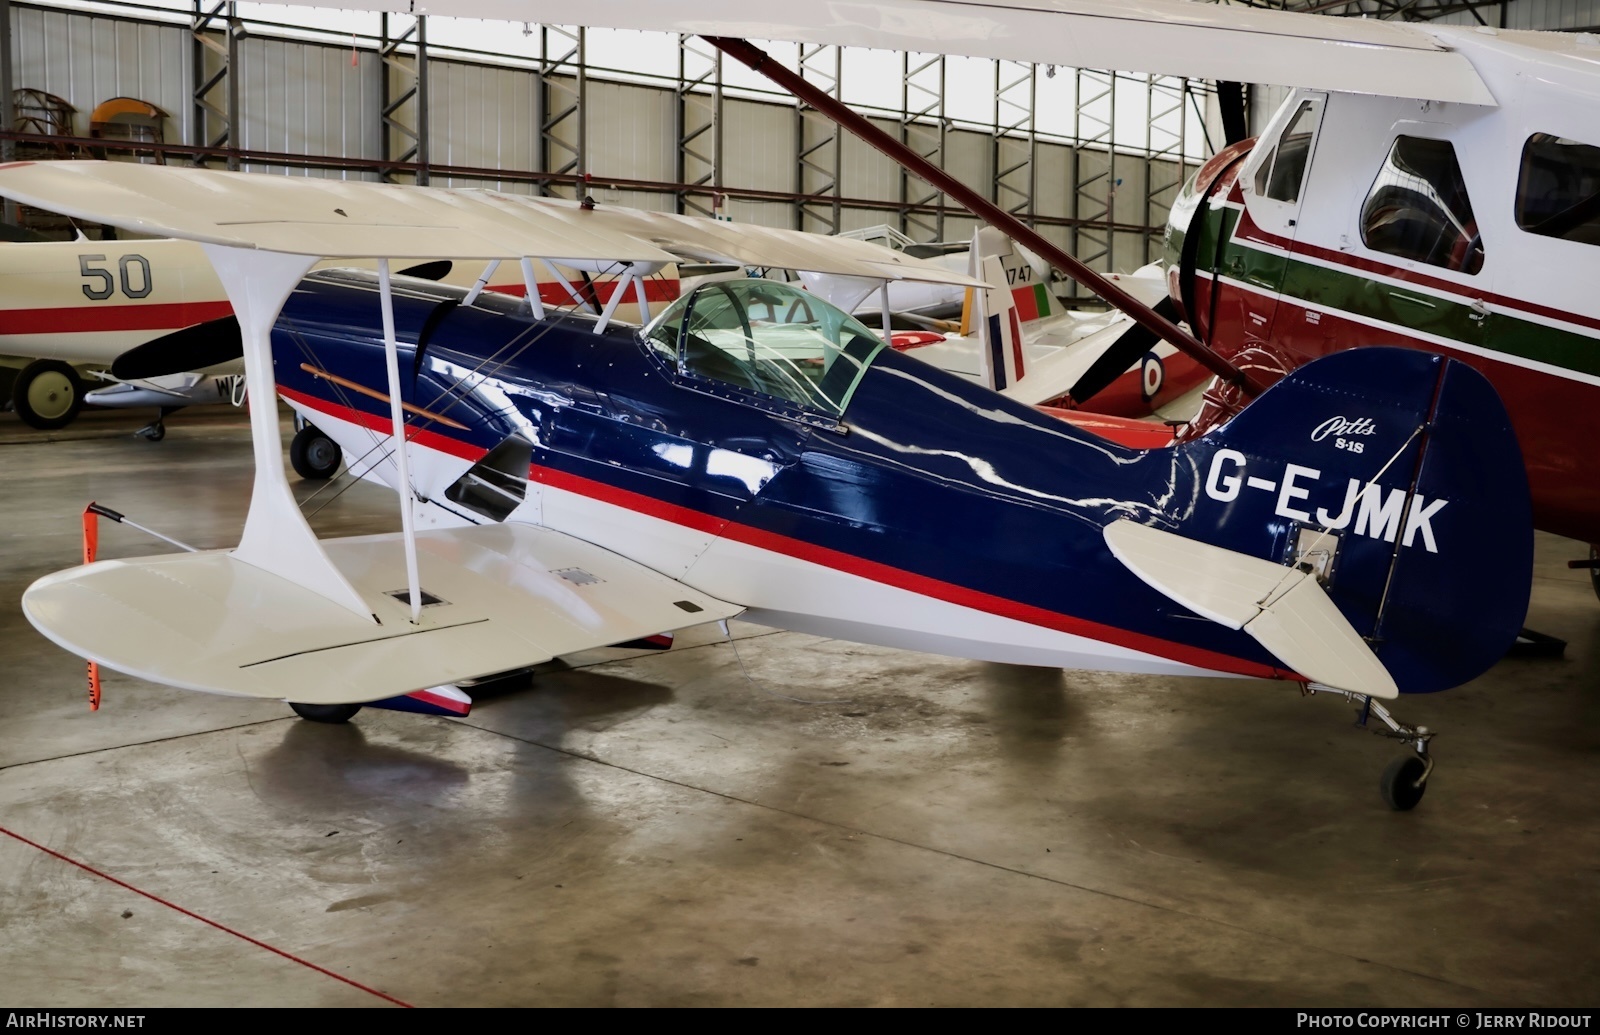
xmin=0 ymin=300 xmax=234 ymax=336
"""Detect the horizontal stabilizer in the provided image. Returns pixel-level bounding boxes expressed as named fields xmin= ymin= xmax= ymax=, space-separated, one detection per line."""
xmin=23 ymin=523 xmax=741 ymax=705
xmin=1104 ymin=520 xmax=1397 ymax=699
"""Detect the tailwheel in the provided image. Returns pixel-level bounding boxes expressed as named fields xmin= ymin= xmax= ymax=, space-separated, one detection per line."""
xmin=289 ymin=424 xmax=341 ymax=480
xmin=1590 ymin=544 xmax=1600 ymax=604
xmin=289 ymin=702 xmax=362 ymax=724
xmin=1380 ymin=753 xmax=1429 ymax=812
xmin=136 ymin=406 xmax=181 ymax=443
xmin=1305 ymin=684 xmax=1435 ymax=810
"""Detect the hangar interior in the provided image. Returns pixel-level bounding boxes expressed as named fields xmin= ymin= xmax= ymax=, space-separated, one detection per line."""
xmin=0 ymin=0 xmax=1597 ymax=1009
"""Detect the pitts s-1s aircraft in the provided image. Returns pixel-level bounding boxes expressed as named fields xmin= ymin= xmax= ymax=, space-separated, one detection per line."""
xmin=0 ymin=161 xmax=1532 ymax=811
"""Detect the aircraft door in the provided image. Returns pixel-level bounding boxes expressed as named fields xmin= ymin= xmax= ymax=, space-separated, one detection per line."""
xmin=1224 ymin=94 xmax=1327 ymax=348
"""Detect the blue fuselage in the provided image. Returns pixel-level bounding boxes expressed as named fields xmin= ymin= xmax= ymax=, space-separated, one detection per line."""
xmin=270 ymin=271 xmax=1529 ymax=693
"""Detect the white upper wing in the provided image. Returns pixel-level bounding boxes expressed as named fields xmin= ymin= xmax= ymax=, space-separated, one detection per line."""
xmin=258 ymin=0 xmax=1496 ymax=106
xmin=0 ymin=161 xmax=983 ymax=285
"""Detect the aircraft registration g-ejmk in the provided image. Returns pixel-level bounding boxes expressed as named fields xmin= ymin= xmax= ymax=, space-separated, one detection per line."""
xmin=0 ymin=162 xmax=1532 ymax=811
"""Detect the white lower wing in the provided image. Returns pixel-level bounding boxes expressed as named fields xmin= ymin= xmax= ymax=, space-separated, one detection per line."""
xmin=1103 ymin=519 xmax=1398 ymax=699
xmin=23 ymin=523 xmax=741 ymax=704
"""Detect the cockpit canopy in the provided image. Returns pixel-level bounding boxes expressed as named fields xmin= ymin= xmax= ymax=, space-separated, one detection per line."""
xmin=641 ymin=279 xmax=884 ymax=417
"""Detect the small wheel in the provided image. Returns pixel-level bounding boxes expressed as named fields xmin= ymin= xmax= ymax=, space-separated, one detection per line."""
xmin=13 ymin=360 xmax=83 ymax=430
xmin=289 ymin=424 xmax=341 ymax=480
xmin=1380 ymin=754 xmax=1428 ymax=811
xmin=137 ymin=422 xmax=166 ymax=442
xmin=1589 ymin=544 xmax=1600 ymax=604
xmin=289 ymin=702 xmax=362 ymax=724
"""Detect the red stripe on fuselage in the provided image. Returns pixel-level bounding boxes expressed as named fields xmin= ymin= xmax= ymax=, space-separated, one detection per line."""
xmin=284 ymin=386 xmax=1287 ymax=681
xmin=0 ymin=300 xmax=234 ymax=336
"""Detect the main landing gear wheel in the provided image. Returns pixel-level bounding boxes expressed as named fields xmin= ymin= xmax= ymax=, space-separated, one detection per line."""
xmin=13 ymin=360 xmax=83 ymax=430
xmin=1589 ymin=545 xmax=1600 ymax=603
xmin=1380 ymin=754 xmax=1429 ymax=811
xmin=289 ymin=702 xmax=362 ymax=724
xmin=289 ymin=424 xmax=341 ymax=480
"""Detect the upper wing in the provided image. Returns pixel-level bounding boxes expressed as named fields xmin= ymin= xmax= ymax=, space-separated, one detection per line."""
xmin=257 ymin=0 xmax=1496 ymax=106
xmin=0 ymin=161 xmax=983 ymax=286
xmin=23 ymin=523 xmax=742 ymax=704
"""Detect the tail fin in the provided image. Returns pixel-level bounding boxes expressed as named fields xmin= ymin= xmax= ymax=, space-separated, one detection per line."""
xmin=969 ymin=226 xmax=1057 ymax=324
xmin=969 ymin=253 xmax=1027 ymax=390
xmin=1170 ymin=347 xmax=1530 ymax=694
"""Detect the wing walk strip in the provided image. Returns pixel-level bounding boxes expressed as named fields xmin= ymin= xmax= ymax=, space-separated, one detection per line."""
xmin=0 ymin=823 xmax=414 ymax=1007
xmin=237 ymin=617 xmax=492 ymax=668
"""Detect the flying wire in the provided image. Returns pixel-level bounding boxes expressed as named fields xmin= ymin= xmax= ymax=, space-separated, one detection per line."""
xmin=720 ymin=620 xmax=855 ymax=706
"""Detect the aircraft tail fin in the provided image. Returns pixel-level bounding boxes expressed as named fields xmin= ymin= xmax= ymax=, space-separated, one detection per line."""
xmin=1160 ymin=347 xmax=1531 ymax=694
xmin=967 ymin=236 xmax=1028 ymax=391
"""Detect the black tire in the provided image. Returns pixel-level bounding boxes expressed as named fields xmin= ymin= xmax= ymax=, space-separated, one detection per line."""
xmin=289 ymin=424 xmax=341 ymax=480
xmin=13 ymin=360 xmax=83 ymax=430
xmin=289 ymin=702 xmax=362 ymax=724
xmin=139 ymin=423 xmax=166 ymax=442
xmin=1589 ymin=544 xmax=1600 ymax=604
xmin=1380 ymin=754 xmax=1428 ymax=811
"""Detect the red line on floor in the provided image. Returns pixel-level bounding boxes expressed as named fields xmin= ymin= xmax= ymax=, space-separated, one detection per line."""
xmin=0 ymin=823 xmax=414 ymax=1008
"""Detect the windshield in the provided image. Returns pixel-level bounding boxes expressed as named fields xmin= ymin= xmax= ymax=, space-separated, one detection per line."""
xmin=642 ymin=279 xmax=884 ymax=416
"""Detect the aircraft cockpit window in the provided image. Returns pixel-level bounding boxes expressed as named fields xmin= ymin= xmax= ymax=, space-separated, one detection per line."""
xmin=1515 ymin=133 xmax=1600 ymax=247
xmin=1360 ymin=136 xmax=1484 ymax=275
xmin=1253 ymin=100 xmax=1318 ymax=204
xmin=641 ymin=280 xmax=884 ymax=417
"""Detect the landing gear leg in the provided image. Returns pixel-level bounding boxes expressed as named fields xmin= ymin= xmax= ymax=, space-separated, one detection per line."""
xmin=136 ymin=405 xmax=183 ymax=442
xmin=1307 ymin=684 xmax=1434 ymax=811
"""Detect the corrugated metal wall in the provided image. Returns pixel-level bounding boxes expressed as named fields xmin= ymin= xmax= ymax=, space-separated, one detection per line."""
xmin=1432 ymin=0 xmax=1600 ymax=28
xmin=13 ymin=5 xmax=192 ymax=141
xmin=10 ymin=2 xmax=1197 ymax=270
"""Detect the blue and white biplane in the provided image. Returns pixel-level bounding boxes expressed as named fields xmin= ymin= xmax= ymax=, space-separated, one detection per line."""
xmin=0 ymin=161 xmax=1531 ymax=810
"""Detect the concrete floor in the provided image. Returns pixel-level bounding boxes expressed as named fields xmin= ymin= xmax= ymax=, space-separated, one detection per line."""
xmin=0 ymin=407 xmax=1596 ymax=1007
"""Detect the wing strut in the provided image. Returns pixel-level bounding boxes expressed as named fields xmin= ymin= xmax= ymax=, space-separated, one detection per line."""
xmin=462 ymin=259 xmax=501 ymax=306
xmin=520 ymin=257 xmax=546 ymax=318
xmin=202 ymin=244 xmax=373 ymax=621
xmin=633 ymin=273 xmax=652 ymax=324
xmin=593 ymin=270 xmax=635 ymax=335
xmin=377 ymin=258 xmax=424 ymax=624
xmin=705 ymin=36 xmax=1268 ymax=398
